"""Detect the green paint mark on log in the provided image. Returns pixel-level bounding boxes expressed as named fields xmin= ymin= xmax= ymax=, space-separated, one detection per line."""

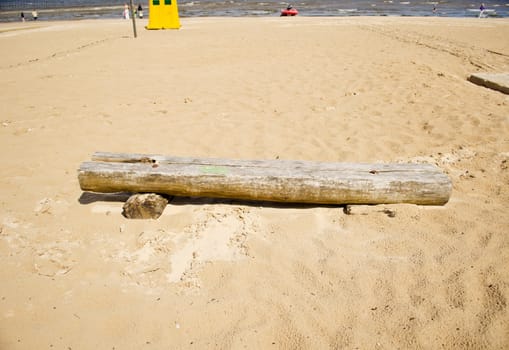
xmin=200 ymin=166 xmax=229 ymax=175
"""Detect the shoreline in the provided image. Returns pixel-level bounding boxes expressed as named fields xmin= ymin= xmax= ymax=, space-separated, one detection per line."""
xmin=1 ymin=3 xmax=508 ymax=22
xmin=2 ymin=15 xmax=509 ymax=24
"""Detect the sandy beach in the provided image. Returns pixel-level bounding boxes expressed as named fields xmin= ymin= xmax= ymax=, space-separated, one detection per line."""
xmin=0 ymin=16 xmax=508 ymax=349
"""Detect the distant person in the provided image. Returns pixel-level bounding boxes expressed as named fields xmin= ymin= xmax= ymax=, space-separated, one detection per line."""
xmin=137 ymin=4 xmax=143 ymax=19
xmin=32 ymin=10 xmax=38 ymax=21
xmin=286 ymin=4 xmax=293 ymax=10
xmin=123 ymin=4 xmax=130 ymax=20
xmin=479 ymin=3 xmax=485 ymax=18
xmin=20 ymin=12 xmax=25 ymax=22
xmin=432 ymin=6 xmax=437 ymax=14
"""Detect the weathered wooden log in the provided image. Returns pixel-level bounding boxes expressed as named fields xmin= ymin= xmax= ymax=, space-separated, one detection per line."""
xmin=78 ymin=152 xmax=452 ymax=205
xmin=468 ymin=73 xmax=509 ymax=95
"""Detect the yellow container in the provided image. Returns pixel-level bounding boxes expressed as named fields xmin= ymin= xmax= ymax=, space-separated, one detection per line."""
xmin=146 ymin=0 xmax=181 ymax=30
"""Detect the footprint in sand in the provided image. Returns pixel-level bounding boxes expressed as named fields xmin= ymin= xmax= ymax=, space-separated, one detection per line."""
xmin=166 ymin=206 xmax=253 ymax=284
xmin=33 ymin=244 xmax=75 ymax=277
xmin=117 ymin=230 xmax=176 ymax=288
xmin=34 ymin=197 xmax=69 ymax=216
xmin=113 ymin=206 xmax=257 ymax=291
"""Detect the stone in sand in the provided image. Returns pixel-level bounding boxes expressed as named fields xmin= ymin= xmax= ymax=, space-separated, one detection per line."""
xmin=122 ymin=193 xmax=168 ymax=219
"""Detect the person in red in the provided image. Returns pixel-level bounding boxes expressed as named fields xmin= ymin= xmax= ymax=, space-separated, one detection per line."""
xmin=281 ymin=3 xmax=298 ymax=16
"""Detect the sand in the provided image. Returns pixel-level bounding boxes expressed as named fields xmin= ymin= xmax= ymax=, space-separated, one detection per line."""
xmin=0 ymin=16 xmax=508 ymax=349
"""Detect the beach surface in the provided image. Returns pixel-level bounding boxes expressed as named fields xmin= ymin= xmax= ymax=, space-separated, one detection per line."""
xmin=1 ymin=17 xmax=508 ymax=349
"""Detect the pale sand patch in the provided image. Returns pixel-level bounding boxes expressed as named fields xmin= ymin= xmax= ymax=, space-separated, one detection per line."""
xmin=0 ymin=17 xmax=508 ymax=349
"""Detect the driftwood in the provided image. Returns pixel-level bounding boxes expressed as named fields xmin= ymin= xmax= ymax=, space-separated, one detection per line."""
xmin=78 ymin=152 xmax=452 ymax=205
xmin=468 ymin=73 xmax=509 ymax=95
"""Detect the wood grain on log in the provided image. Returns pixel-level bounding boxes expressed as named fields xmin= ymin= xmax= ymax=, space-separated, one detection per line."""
xmin=79 ymin=152 xmax=452 ymax=205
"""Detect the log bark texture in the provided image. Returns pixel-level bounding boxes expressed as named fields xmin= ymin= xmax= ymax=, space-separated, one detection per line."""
xmin=78 ymin=152 xmax=452 ymax=205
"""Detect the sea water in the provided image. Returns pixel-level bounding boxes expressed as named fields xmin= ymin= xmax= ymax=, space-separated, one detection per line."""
xmin=0 ymin=0 xmax=507 ymax=22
